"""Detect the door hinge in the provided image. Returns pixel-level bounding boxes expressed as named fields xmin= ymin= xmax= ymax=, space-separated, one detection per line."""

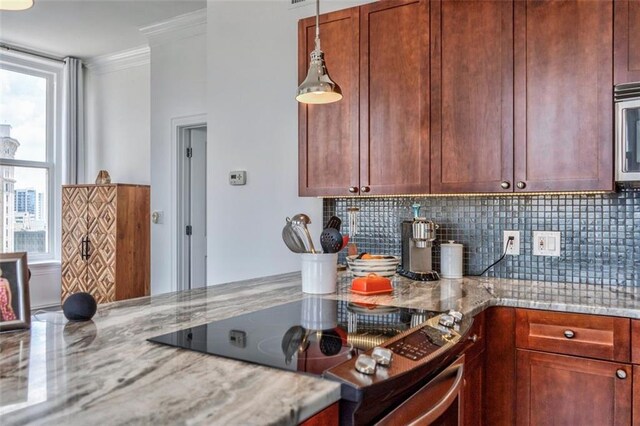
xmin=186 ymin=147 xmax=193 ymax=158
xmin=186 ymin=225 xmax=192 ymax=236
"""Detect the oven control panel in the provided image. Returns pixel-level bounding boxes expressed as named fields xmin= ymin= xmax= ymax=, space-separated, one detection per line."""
xmin=387 ymin=325 xmax=451 ymax=361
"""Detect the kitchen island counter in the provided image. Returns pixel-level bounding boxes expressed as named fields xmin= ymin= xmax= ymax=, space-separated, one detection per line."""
xmin=1 ymin=273 xmax=639 ymax=425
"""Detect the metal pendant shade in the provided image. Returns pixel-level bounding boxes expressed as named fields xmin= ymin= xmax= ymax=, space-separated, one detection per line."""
xmin=0 ymin=0 xmax=33 ymax=10
xmin=296 ymin=0 xmax=342 ymax=104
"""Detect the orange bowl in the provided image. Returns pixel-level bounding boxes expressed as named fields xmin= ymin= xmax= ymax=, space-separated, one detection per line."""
xmin=351 ymin=274 xmax=393 ymax=295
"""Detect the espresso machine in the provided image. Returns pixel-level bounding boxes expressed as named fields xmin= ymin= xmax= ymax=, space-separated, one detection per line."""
xmin=399 ymin=204 xmax=440 ymax=281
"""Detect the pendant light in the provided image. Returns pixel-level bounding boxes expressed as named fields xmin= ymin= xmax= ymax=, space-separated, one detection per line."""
xmin=296 ymin=0 xmax=342 ymax=104
xmin=0 ymin=0 xmax=33 ymax=11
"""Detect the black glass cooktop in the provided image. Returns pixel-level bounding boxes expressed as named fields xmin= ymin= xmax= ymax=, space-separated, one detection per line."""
xmin=148 ymin=299 xmax=441 ymax=377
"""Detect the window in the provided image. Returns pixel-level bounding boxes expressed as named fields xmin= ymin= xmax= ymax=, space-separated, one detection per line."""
xmin=0 ymin=54 xmax=62 ymax=260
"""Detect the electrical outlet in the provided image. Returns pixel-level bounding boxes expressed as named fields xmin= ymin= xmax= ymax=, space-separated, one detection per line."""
xmin=503 ymin=231 xmax=520 ymax=255
xmin=533 ymin=231 xmax=561 ymax=256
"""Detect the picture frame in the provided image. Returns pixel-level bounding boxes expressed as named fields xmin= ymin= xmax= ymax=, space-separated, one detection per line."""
xmin=0 ymin=252 xmax=30 ymax=332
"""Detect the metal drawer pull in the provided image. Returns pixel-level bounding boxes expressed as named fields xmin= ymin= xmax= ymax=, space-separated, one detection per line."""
xmin=468 ymin=334 xmax=478 ymax=343
xmin=500 ymin=181 xmax=510 ymax=189
xmin=360 ymin=186 xmax=371 ymax=193
xmin=348 ymin=186 xmax=358 ymax=194
xmin=563 ymin=330 xmax=575 ymax=339
xmin=616 ymin=369 xmax=627 ymax=380
xmin=516 ymin=181 xmax=526 ymax=189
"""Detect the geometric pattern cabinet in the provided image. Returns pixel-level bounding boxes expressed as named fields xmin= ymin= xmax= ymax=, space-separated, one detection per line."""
xmin=61 ymin=184 xmax=150 ymax=304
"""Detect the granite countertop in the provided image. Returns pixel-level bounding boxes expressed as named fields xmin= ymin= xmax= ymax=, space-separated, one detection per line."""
xmin=1 ymin=273 xmax=639 ymax=426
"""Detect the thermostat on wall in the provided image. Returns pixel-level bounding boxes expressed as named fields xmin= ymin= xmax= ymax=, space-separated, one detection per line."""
xmin=229 ymin=171 xmax=247 ymax=185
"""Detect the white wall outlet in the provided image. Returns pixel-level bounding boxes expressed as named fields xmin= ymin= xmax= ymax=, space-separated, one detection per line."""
xmin=533 ymin=231 xmax=561 ymax=257
xmin=503 ymin=231 xmax=520 ymax=255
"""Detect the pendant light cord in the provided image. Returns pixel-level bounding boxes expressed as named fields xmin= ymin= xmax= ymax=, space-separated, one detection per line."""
xmin=314 ymin=0 xmax=321 ymax=51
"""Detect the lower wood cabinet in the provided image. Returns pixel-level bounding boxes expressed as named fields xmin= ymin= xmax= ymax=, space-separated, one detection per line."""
xmin=516 ymin=350 xmax=632 ymax=425
xmin=463 ymin=351 xmax=484 ymax=426
xmin=634 ymin=366 xmax=640 ymax=426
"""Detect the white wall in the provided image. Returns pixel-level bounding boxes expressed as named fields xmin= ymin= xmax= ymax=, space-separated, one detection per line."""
xmin=85 ymin=64 xmax=151 ymax=184
xmin=205 ymin=0 xmax=372 ymax=286
xmin=149 ymin=32 xmax=207 ymax=295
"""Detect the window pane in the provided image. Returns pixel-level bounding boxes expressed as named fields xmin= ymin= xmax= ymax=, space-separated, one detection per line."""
xmin=0 ymin=68 xmax=47 ymax=162
xmin=0 ymin=166 xmax=48 ymax=255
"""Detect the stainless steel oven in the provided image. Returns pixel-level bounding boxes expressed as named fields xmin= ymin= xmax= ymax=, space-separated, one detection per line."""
xmin=615 ymin=82 xmax=640 ymax=182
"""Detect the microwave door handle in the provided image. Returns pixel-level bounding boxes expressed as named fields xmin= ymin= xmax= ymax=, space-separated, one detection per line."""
xmin=376 ymin=355 xmax=465 ymax=426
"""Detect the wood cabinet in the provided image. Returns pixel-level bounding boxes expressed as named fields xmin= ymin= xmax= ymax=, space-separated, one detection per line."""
xmin=298 ymin=8 xmax=359 ymax=197
xmin=635 ymin=366 xmax=640 ymax=426
xmin=61 ymin=184 xmax=150 ymax=304
xmin=299 ymin=0 xmax=429 ymax=196
xmin=516 ymin=350 xmax=632 ymax=425
xmin=514 ymin=308 xmax=633 ymax=425
xmin=513 ymin=0 xmax=614 ymax=192
xmin=299 ymin=402 xmax=338 ymax=426
xmin=430 ymin=0 xmax=513 ymax=194
xmin=614 ymin=0 xmax=640 ymax=85
xmin=461 ymin=311 xmax=485 ymax=426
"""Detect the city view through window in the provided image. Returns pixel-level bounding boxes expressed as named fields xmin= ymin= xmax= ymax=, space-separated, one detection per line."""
xmin=0 ymin=68 xmax=49 ymax=255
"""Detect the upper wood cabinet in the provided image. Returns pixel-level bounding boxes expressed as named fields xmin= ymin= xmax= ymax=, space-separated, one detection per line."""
xmin=298 ymin=0 xmax=429 ymax=197
xmin=614 ymin=0 xmax=640 ymax=85
xmin=359 ymin=0 xmax=430 ymax=195
xmin=430 ymin=0 xmax=513 ymax=194
xmin=513 ymin=0 xmax=614 ymax=192
xmin=298 ymin=8 xmax=359 ymax=197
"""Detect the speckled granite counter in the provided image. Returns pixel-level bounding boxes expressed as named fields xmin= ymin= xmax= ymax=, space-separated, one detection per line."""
xmin=1 ymin=273 xmax=639 ymax=426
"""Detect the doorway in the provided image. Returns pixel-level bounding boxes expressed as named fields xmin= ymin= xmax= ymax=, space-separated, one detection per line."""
xmin=177 ymin=124 xmax=207 ymax=290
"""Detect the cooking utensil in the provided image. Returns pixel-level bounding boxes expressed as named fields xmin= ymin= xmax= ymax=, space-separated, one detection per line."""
xmin=282 ymin=218 xmax=307 ymax=253
xmin=347 ymin=207 xmax=359 ymax=256
xmin=291 ymin=213 xmax=317 ymax=254
xmin=325 ymin=216 xmax=342 ymax=231
xmin=281 ymin=325 xmax=305 ymax=365
xmin=320 ymin=228 xmax=343 ymax=253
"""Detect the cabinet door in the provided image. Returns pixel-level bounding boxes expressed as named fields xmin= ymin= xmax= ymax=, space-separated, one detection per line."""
xmin=298 ymin=8 xmax=359 ymax=197
xmin=61 ymin=187 xmax=89 ymax=302
xmin=516 ymin=350 xmax=632 ymax=426
xmin=634 ymin=366 xmax=639 ymax=426
xmin=614 ymin=0 xmax=640 ymax=85
xmin=514 ymin=0 xmax=614 ymax=192
xmin=430 ymin=0 xmax=513 ymax=194
xmin=463 ymin=351 xmax=484 ymax=426
xmin=360 ymin=0 xmax=430 ymax=195
xmin=86 ymin=186 xmax=117 ymax=303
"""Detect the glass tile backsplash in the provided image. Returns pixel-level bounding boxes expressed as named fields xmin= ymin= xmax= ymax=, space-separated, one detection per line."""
xmin=323 ymin=188 xmax=640 ymax=286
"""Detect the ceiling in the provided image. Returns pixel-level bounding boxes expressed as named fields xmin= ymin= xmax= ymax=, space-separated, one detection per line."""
xmin=0 ymin=0 xmax=206 ymax=60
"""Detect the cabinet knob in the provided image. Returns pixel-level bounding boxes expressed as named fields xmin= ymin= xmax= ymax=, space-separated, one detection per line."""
xmin=500 ymin=181 xmax=511 ymax=189
xmin=360 ymin=186 xmax=371 ymax=193
xmin=468 ymin=334 xmax=478 ymax=343
xmin=563 ymin=330 xmax=575 ymax=339
xmin=616 ymin=369 xmax=627 ymax=380
xmin=348 ymin=186 xmax=358 ymax=194
xmin=516 ymin=181 xmax=526 ymax=189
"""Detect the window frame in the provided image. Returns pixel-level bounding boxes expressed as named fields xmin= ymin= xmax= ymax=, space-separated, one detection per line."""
xmin=0 ymin=53 xmax=63 ymax=262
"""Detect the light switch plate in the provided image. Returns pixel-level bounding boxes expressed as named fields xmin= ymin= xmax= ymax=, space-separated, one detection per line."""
xmin=533 ymin=231 xmax=561 ymax=256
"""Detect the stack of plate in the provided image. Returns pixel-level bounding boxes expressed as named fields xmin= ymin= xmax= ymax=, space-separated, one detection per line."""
xmin=346 ymin=255 xmax=400 ymax=277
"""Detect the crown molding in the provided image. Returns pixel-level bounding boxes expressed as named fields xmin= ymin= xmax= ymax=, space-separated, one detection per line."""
xmin=139 ymin=8 xmax=206 ymax=46
xmin=85 ymin=46 xmax=150 ymax=74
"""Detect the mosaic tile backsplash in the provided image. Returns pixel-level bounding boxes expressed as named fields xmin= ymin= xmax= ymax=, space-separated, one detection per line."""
xmin=323 ymin=188 xmax=640 ymax=286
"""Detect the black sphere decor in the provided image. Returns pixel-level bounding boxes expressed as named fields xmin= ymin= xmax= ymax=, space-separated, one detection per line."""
xmin=63 ymin=292 xmax=97 ymax=321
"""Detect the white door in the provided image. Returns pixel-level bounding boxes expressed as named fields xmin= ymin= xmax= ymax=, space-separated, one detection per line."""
xmin=180 ymin=126 xmax=207 ymax=289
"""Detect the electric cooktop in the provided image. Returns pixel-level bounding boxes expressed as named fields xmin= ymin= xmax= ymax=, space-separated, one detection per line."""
xmin=148 ymin=299 xmax=444 ymax=377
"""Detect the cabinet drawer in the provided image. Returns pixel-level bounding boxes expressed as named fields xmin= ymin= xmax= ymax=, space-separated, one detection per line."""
xmin=633 ymin=320 xmax=640 ymax=364
xmin=515 ymin=309 xmax=630 ymax=362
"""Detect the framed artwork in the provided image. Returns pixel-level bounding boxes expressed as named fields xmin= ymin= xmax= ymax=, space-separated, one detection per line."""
xmin=0 ymin=252 xmax=30 ymax=332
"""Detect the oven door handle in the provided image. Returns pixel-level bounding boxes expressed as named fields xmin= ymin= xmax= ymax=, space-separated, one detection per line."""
xmin=376 ymin=355 xmax=465 ymax=426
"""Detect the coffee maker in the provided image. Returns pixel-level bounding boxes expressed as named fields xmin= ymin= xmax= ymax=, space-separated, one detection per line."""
xmin=399 ymin=204 xmax=440 ymax=281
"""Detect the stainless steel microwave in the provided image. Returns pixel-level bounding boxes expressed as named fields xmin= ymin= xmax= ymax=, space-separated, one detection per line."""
xmin=615 ymin=83 xmax=640 ymax=182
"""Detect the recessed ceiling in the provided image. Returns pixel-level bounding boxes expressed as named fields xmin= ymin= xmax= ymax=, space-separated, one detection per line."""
xmin=0 ymin=0 xmax=206 ymax=60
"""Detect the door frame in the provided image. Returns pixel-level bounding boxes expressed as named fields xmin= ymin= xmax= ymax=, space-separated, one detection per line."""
xmin=171 ymin=114 xmax=206 ymax=292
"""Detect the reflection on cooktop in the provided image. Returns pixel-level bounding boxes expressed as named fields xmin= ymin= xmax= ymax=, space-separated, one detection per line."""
xmin=148 ymin=299 xmax=442 ymax=377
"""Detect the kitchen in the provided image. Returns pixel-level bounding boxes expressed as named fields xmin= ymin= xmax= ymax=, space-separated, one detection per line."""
xmin=0 ymin=0 xmax=639 ymax=425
